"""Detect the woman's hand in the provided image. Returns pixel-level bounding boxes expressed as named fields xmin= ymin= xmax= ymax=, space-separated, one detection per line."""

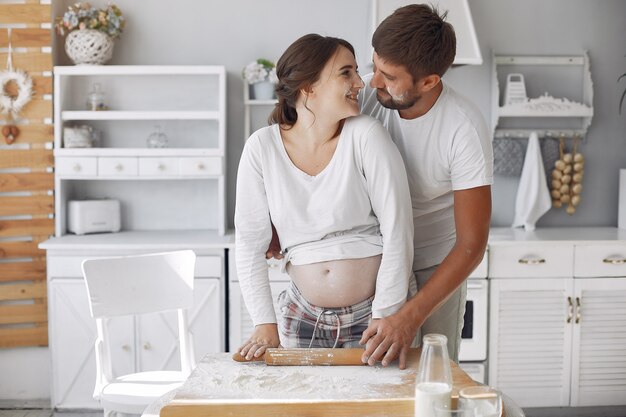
xmin=238 ymin=323 xmax=281 ymax=360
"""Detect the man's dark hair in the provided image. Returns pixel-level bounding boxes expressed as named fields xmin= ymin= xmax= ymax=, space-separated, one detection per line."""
xmin=372 ymin=4 xmax=456 ymax=82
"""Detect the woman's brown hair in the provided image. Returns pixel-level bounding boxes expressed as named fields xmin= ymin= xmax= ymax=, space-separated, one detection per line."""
xmin=372 ymin=4 xmax=456 ymax=82
xmin=269 ymin=34 xmax=355 ymax=127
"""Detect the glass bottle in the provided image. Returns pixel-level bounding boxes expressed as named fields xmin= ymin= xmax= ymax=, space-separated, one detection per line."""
xmin=146 ymin=125 xmax=168 ymax=148
xmin=86 ymin=83 xmax=106 ymax=111
xmin=415 ymin=334 xmax=453 ymax=417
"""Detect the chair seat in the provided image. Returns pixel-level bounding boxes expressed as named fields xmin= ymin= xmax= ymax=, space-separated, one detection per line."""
xmin=100 ymin=370 xmax=187 ymax=415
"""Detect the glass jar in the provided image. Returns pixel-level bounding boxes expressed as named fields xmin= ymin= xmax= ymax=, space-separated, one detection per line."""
xmin=146 ymin=125 xmax=168 ymax=148
xmin=415 ymin=334 xmax=453 ymax=417
xmin=86 ymin=83 xmax=107 ymax=111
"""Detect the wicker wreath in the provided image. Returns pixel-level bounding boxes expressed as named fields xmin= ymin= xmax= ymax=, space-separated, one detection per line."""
xmin=0 ymin=69 xmax=33 ymax=116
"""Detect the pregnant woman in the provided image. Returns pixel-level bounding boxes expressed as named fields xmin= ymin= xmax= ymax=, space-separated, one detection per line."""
xmin=235 ymin=34 xmax=414 ymax=360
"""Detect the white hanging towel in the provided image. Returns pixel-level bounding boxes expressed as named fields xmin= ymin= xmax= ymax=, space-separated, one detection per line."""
xmin=512 ymin=131 xmax=552 ymax=231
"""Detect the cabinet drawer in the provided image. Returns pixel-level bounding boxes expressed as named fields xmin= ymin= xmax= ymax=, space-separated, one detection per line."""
xmin=574 ymin=244 xmax=626 ymax=277
xmin=489 ymin=244 xmax=573 ymax=278
xmin=56 ymin=157 xmax=97 ymax=176
xmin=139 ymin=158 xmax=179 ymax=176
xmin=195 ymin=256 xmax=222 ymax=277
xmin=49 ymin=255 xmax=223 ymax=278
xmin=179 ymin=157 xmax=222 ymax=176
xmin=98 ymin=157 xmax=138 ymax=176
xmin=48 ymin=256 xmax=86 ymax=277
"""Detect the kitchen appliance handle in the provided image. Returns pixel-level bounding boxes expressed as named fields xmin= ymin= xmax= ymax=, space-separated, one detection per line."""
xmin=567 ymin=296 xmax=573 ymax=323
xmin=575 ymin=297 xmax=581 ymax=324
xmin=466 ymin=281 xmax=486 ymax=290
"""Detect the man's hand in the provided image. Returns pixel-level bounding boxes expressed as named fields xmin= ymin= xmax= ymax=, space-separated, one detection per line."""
xmin=265 ymin=223 xmax=283 ymax=260
xmin=359 ymin=314 xmax=419 ymax=370
xmin=238 ymin=324 xmax=281 ymax=360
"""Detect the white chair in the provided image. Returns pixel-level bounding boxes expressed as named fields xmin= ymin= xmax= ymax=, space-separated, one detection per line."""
xmin=82 ymin=250 xmax=197 ymax=417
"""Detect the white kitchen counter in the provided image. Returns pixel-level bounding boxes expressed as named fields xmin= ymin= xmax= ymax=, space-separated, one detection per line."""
xmin=39 ymin=229 xmax=235 ymax=255
xmin=489 ymin=226 xmax=626 ymax=244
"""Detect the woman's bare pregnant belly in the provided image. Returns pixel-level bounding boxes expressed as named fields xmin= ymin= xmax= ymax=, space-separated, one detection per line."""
xmin=286 ymin=255 xmax=382 ymax=308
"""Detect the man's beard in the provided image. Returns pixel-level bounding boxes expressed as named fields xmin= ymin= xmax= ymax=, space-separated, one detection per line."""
xmin=376 ymin=89 xmax=420 ymax=110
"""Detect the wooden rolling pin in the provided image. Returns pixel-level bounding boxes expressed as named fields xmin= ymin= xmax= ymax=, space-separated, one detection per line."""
xmin=232 ymin=348 xmax=366 ymax=366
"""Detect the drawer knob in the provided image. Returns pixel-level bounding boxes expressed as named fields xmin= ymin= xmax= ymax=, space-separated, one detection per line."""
xmin=143 ymin=342 xmax=152 ymax=350
xmin=115 ymin=164 xmax=124 ymax=172
xmin=121 ymin=344 xmax=131 ymax=352
xmin=197 ymin=163 xmax=205 ymax=170
xmin=602 ymin=257 xmax=626 ymax=265
xmin=518 ymin=257 xmax=546 ymax=265
xmin=72 ymin=164 xmax=82 ymax=172
xmin=158 ymin=164 xmax=166 ymax=171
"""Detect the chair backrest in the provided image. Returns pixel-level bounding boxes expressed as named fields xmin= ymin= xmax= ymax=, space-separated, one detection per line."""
xmin=82 ymin=250 xmax=196 ymax=318
xmin=82 ymin=250 xmax=197 ymax=394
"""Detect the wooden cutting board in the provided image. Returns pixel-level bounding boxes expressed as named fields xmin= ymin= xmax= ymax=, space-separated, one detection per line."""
xmin=160 ymin=348 xmax=479 ymax=417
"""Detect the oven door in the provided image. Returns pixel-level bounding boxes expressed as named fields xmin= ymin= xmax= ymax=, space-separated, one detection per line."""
xmin=459 ymin=279 xmax=488 ymax=361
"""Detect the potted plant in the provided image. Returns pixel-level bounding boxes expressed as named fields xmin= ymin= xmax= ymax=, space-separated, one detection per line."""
xmin=55 ymin=2 xmax=125 ymax=65
xmin=242 ymin=58 xmax=278 ymax=100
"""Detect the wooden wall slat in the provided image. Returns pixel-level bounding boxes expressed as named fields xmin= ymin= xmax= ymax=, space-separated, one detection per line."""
xmin=0 ymin=240 xmax=46 ymax=258
xmin=0 ymin=218 xmax=54 ymax=238
xmin=0 ymin=327 xmax=48 ymax=348
xmin=0 ymin=260 xmax=46 ymax=282
xmin=0 ymin=173 xmax=54 ymax=193
xmin=0 ymin=4 xmax=51 ymax=25
xmin=0 ymin=52 xmax=52 ymax=73
xmin=1 ymin=0 xmax=53 ymax=349
xmin=0 ymin=149 xmax=53 ymax=169
xmin=16 ymin=98 xmax=52 ymax=121
xmin=0 ymin=281 xmax=46 ymax=301
xmin=0 ymin=195 xmax=54 ymax=216
xmin=0 ymin=28 xmax=51 ymax=48
xmin=32 ymin=76 xmax=53 ymax=96
xmin=0 ymin=304 xmax=47 ymax=325
xmin=0 ymin=123 xmax=53 ymax=145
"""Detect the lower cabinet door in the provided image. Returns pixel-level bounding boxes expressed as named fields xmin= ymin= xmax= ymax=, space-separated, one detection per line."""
xmin=571 ymin=277 xmax=626 ymax=406
xmin=488 ymin=278 xmax=573 ymax=407
xmin=136 ymin=278 xmax=223 ymax=371
xmin=229 ymin=281 xmax=290 ymax=350
xmin=50 ymin=279 xmax=133 ymax=409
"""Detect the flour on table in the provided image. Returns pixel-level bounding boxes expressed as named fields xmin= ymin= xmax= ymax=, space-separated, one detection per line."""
xmin=177 ymin=353 xmax=414 ymax=400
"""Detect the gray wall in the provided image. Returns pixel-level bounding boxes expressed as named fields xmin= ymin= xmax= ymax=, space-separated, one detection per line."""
xmin=54 ymin=0 xmax=626 ymax=228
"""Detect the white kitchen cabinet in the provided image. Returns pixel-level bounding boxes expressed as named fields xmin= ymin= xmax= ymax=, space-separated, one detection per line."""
xmin=42 ymin=242 xmax=229 ymax=410
xmin=53 ymin=65 xmax=227 ymax=236
xmin=488 ymin=231 xmax=626 ymax=408
xmin=570 ymin=278 xmax=626 ymax=406
xmin=228 ymin=249 xmax=290 ymax=349
xmin=489 ymin=277 xmax=574 ymax=407
xmin=229 ymin=281 xmax=291 ymax=349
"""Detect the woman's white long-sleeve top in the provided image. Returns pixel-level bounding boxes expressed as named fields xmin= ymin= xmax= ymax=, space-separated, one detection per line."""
xmin=235 ymin=114 xmax=414 ymax=326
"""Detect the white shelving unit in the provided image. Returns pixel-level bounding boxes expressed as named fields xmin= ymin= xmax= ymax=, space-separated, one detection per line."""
xmin=491 ymin=52 xmax=594 ymax=139
xmin=243 ymin=80 xmax=277 ymax=139
xmin=53 ymin=65 xmax=227 ymax=236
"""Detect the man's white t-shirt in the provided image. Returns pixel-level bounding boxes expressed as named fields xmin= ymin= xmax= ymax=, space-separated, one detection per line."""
xmin=360 ymin=75 xmax=494 ymax=270
xmin=235 ymin=114 xmax=414 ymax=326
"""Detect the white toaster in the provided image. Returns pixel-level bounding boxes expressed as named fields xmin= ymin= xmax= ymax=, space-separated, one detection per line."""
xmin=67 ymin=199 xmax=121 ymax=235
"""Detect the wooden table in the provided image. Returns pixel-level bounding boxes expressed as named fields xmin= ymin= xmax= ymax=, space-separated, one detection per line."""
xmin=160 ymin=348 xmax=479 ymax=417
